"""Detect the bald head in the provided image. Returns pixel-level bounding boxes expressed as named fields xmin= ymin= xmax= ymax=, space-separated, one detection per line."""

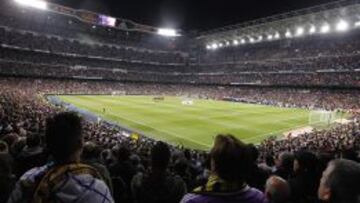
xmin=265 ymin=176 xmax=290 ymax=203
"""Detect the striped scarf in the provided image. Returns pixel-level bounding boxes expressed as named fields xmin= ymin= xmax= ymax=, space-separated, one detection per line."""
xmin=193 ymin=175 xmax=248 ymax=196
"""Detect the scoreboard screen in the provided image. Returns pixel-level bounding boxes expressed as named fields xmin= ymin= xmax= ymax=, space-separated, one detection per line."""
xmin=98 ymin=15 xmax=117 ymax=27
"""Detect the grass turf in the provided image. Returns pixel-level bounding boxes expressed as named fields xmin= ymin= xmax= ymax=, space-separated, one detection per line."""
xmin=58 ymin=95 xmax=318 ymax=150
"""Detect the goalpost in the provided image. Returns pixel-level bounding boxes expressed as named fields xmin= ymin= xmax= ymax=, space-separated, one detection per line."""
xmin=181 ymin=97 xmax=194 ymax=105
xmin=308 ymin=110 xmax=337 ymax=126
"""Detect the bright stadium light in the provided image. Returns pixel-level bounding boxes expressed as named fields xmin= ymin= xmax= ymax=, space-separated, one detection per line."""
xmin=257 ymin=36 xmax=263 ymax=42
xmin=309 ymin=25 xmax=316 ymax=34
xmin=219 ymin=43 xmax=223 ymax=48
xmin=336 ymin=20 xmax=349 ymax=32
xmin=274 ymin=32 xmax=280 ymax=39
xmin=267 ymin=34 xmax=273 ymax=40
xmin=211 ymin=43 xmax=218 ymax=49
xmin=296 ymin=27 xmax=304 ymax=36
xmin=241 ymin=39 xmax=246 ymax=44
xmin=14 ymin=0 xmax=48 ymax=10
xmin=320 ymin=24 xmax=330 ymax=33
xmin=157 ymin=28 xmax=178 ymax=37
xmin=285 ymin=30 xmax=292 ymax=38
xmin=206 ymin=45 xmax=211 ymax=50
xmin=249 ymin=37 xmax=255 ymax=43
xmin=355 ymin=21 xmax=360 ymax=27
xmin=225 ymin=41 xmax=230 ymax=46
xmin=233 ymin=39 xmax=239 ymax=45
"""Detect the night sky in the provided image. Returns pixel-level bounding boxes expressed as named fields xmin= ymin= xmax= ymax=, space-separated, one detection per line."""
xmin=50 ymin=0 xmax=340 ymax=31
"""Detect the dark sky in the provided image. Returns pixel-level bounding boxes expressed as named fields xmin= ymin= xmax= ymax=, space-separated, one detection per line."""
xmin=50 ymin=0 xmax=339 ymax=32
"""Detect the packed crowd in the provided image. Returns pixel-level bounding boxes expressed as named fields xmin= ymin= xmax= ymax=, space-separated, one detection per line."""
xmin=1 ymin=2 xmax=360 ymax=88
xmin=0 ymin=78 xmax=359 ymax=203
xmin=0 ymin=27 xmax=186 ymax=65
xmin=199 ymin=29 xmax=360 ymax=63
xmin=0 ymin=0 xmax=186 ymax=51
xmin=1 ymin=59 xmax=359 ymax=87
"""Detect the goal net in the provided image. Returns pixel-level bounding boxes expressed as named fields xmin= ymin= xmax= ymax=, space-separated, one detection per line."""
xmin=309 ymin=110 xmax=337 ymax=126
xmin=181 ymin=98 xmax=194 ymax=106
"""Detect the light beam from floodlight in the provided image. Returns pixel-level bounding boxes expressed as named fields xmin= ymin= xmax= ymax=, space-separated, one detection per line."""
xmin=14 ymin=0 xmax=48 ymax=10
xmin=320 ymin=24 xmax=330 ymax=33
xmin=336 ymin=20 xmax=349 ymax=32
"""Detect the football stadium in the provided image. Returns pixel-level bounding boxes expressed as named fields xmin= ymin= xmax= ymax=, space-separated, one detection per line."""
xmin=1 ymin=0 xmax=360 ymax=202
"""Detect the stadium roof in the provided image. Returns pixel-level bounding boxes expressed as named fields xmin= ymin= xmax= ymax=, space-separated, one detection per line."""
xmin=198 ymin=0 xmax=360 ymax=44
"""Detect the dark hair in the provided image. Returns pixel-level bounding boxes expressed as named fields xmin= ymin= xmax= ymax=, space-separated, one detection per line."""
xmin=82 ymin=141 xmax=99 ymax=160
xmin=341 ymin=149 xmax=359 ymax=162
xmin=0 ymin=141 xmax=8 ymax=153
xmin=210 ymin=134 xmax=250 ymax=183
xmin=247 ymin=144 xmax=259 ymax=163
xmin=45 ymin=112 xmax=83 ymax=162
xmin=265 ymin=155 xmax=275 ymax=167
xmin=279 ymin=152 xmax=294 ymax=171
xmin=325 ymin=159 xmax=360 ymax=203
xmin=26 ymin=133 xmax=41 ymax=148
xmin=116 ymin=146 xmax=131 ymax=162
xmin=151 ymin=141 xmax=171 ymax=169
xmin=294 ymin=150 xmax=318 ymax=173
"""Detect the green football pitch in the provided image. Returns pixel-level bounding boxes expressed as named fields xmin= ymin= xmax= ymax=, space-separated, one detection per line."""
xmin=58 ymin=95 xmax=325 ymax=150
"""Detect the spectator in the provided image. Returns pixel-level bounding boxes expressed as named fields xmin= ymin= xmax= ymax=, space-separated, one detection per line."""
xmin=7 ymin=112 xmax=114 ymax=203
xmin=265 ymin=176 xmax=290 ymax=203
xmin=81 ymin=141 xmax=113 ymax=194
xmin=289 ymin=151 xmax=320 ymax=203
xmin=247 ymin=144 xmax=270 ymax=191
xmin=274 ymin=152 xmax=294 ymax=180
xmin=0 ymin=145 xmax=15 ymax=203
xmin=110 ymin=146 xmax=137 ymax=203
xmin=132 ymin=141 xmax=187 ymax=203
xmin=318 ymin=159 xmax=360 ymax=203
xmin=14 ymin=133 xmax=47 ymax=178
xmin=180 ymin=134 xmax=268 ymax=203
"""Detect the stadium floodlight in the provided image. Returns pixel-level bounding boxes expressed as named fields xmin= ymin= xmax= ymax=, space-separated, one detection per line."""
xmin=211 ymin=43 xmax=218 ymax=49
xmin=257 ymin=36 xmax=263 ymax=41
xmin=241 ymin=39 xmax=246 ymax=44
xmin=309 ymin=25 xmax=316 ymax=34
xmin=14 ymin=0 xmax=48 ymax=10
xmin=336 ymin=20 xmax=349 ymax=32
xmin=206 ymin=45 xmax=211 ymax=50
xmin=320 ymin=24 xmax=330 ymax=33
xmin=296 ymin=27 xmax=304 ymax=36
xmin=225 ymin=41 xmax=230 ymax=46
xmin=218 ymin=43 xmax=223 ymax=48
xmin=285 ymin=30 xmax=292 ymax=38
xmin=355 ymin=21 xmax=360 ymax=27
xmin=157 ymin=28 xmax=177 ymax=37
xmin=274 ymin=32 xmax=280 ymax=39
xmin=233 ymin=39 xmax=239 ymax=45
xmin=267 ymin=34 xmax=273 ymax=40
xmin=249 ymin=37 xmax=255 ymax=43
